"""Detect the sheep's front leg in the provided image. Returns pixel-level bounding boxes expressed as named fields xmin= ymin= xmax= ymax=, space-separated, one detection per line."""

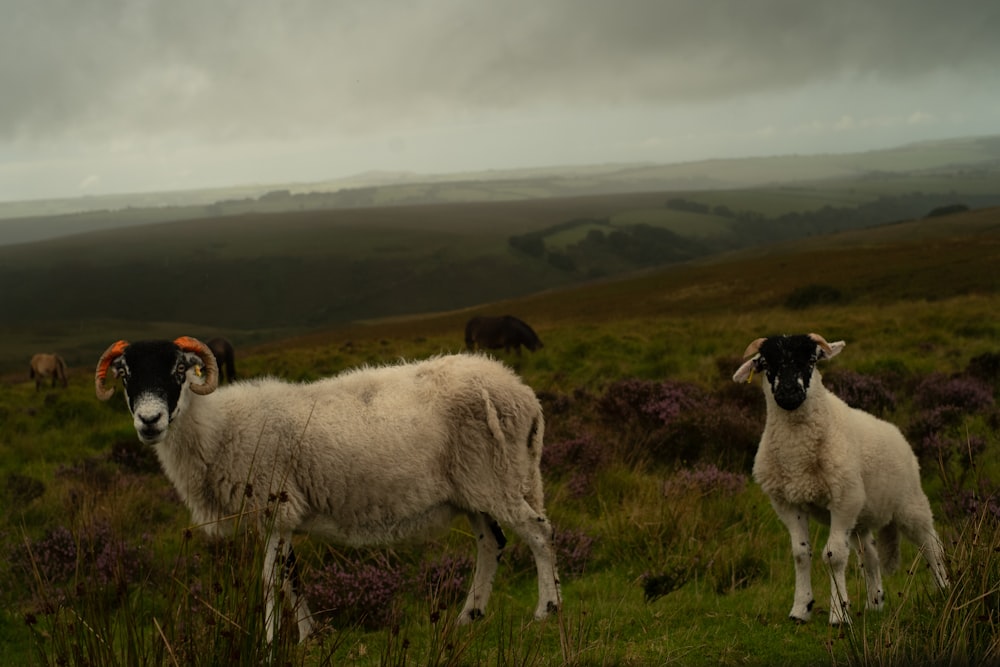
xmin=772 ymin=501 xmax=814 ymax=622
xmin=263 ymin=534 xmax=315 ymax=643
xmin=854 ymin=530 xmax=885 ymax=611
xmin=262 ymin=534 xmax=284 ymax=643
xmin=824 ymin=516 xmax=856 ymax=625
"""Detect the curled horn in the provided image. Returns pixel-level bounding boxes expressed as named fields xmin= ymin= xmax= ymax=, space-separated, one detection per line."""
xmin=95 ymin=340 xmax=130 ymax=401
xmin=807 ymin=333 xmax=833 ymax=356
xmin=742 ymin=337 xmax=766 ymax=360
xmin=174 ymin=336 xmax=219 ymax=395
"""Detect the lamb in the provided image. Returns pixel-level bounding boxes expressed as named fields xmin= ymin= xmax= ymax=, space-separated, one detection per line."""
xmin=732 ymin=333 xmax=949 ymax=625
xmin=94 ymin=336 xmax=561 ymax=642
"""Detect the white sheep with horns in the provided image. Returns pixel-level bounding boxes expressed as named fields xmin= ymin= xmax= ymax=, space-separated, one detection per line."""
xmin=733 ymin=333 xmax=949 ymax=625
xmin=95 ymin=336 xmax=561 ymax=642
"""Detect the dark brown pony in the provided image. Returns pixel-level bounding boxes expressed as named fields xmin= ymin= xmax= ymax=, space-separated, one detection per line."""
xmin=465 ymin=316 xmax=543 ymax=355
xmin=30 ymin=353 xmax=68 ymax=390
xmin=207 ymin=337 xmax=237 ymax=383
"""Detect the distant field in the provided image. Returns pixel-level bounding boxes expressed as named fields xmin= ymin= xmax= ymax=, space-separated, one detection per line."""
xmin=2 ymin=152 xmax=1000 ymax=374
xmin=3 ymin=204 xmax=997 ymax=378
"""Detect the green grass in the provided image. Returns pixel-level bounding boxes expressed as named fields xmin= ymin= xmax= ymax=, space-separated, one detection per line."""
xmin=3 ymin=286 xmax=998 ymax=665
xmin=2 ymin=199 xmax=999 ymax=665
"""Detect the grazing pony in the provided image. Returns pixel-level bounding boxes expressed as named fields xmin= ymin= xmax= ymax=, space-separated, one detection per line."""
xmin=206 ymin=337 xmax=237 ymax=383
xmin=465 ymin=315 xmax=543 ymax=355
xmin=30 ymin=353 xmax=68 ymax=390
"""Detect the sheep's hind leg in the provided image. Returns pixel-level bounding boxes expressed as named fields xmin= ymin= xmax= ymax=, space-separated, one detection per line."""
xmin=899 ymin=510 xmax=950 ymax=589
xmin=854 ymin=529 xmax=885 ymax=611
xmin=501 ymin=500 xmax=561 ymax=620
xmin=772 ymin=502 xmax=814 ymax=622
xmin=458 ymin=512 xmax=505 ymax=624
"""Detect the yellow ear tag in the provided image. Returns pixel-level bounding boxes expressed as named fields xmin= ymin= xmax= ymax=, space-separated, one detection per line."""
xmin=194 ymin=365 xmax=203 ymax=378
xmin=747 ymin=367 xmax=755 ymax=384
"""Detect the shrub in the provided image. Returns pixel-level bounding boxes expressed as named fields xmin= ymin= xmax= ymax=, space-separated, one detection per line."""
xmin=305 ymin=553 xmax=405 ymax=630
xmin=784 ymin=283 xmax=843 ymax=310
xmin=417 ymin=553 xmax=473 ymax=605
xmin=596 ymin=377 xmax=764 ymax=469
xmin=942 ymin=476 xmax=1000 ymax=521
xmin=4 ymin=472 xmax=45 ymax=510
xmin=109 ymin=437 xmax=162 ymax=474
xmin=541 ymin=433 xmax=606 ymax=497
xmin=913 ymin=373 xmax=994 ymax=413
xmin=507 ymin=525 xmax=595 ymax=581
xmin=15 ymin=520 xmax=151 ymax=596
xmin=659 ymin=406 xmax=762 ymax=471
xmin=552 ymin=527 xmax=596 ymax=578
xmin=825 ymin=368 xmax=897 ymax=416
xmin=965 ymin=351 xmax=1000 ymax=387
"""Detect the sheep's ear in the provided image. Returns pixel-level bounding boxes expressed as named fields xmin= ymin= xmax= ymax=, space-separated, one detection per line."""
xmin=733 ymin=356 xmax=758 ymax=383
xmin=808 ymin=333 xmax=845 ymax=361
xmin=823 ymin=340 xmax=846 ymax=359
xmin=816 ymin=340 xmax=847 ymax=361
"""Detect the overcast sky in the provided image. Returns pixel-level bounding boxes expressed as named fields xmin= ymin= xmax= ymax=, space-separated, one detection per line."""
xmin=2 ymin=0 xmax=999 ymax=202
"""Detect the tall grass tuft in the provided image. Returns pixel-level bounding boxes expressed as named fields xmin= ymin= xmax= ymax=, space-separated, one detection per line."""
xmin=844 ymin=507 xmax=1000 ymax=667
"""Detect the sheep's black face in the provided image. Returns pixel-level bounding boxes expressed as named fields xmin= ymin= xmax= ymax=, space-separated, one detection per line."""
xmin=114 ymin=341 xmax=191 ymax=445
xmin=755 ymin=335 xmax=821 ymax=411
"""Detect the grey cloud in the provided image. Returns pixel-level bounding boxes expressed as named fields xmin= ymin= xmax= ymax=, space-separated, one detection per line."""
xmin=2 ymin=0 xmax=998 ymax=145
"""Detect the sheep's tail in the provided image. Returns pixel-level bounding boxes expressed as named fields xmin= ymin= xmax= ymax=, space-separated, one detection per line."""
xmin=523 ymin=412 xmax=546 ymax=512
xmin=482 ymin=389 xmax=510 ymax=471
xmin=878 ymin=522 xmax=901 ymax=574
xmin=482 ymin=388 xmax=546 ymax=512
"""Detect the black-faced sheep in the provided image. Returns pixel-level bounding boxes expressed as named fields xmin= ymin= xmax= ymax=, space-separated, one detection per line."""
xmin=733 ymin=333 xmax=949 ymax=625
xmin=95 ymin=337 xmax=561 ymax=642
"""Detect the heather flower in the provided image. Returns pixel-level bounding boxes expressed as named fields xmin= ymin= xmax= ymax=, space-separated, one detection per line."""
xmin=507 ymin=526 xmax=595 ymax=580
xmin=552 ymin=528 xmax=596 ymax=578
xmin=542 ymin=433 xmax=606 ymax=498
xmin=22 ymin=525 xmax=78 ymax=583
xmin=305 ymin=554 xmax=404 ymax=630
xmin=599 ymin=379 xmax=706 ymax=427
xmin=825 ymin=369 xmax=897 ymax=416
xmin=965 ymin=351 xmax=1000 ymax=386
xmin=418 ymin=554 xmax=472 ymax=605
xmin=15 ymin=520 xmax=150 ymax=595
xmin=913 ymin=373 xmax=994 ymax=413
xmin=942 ymin=478 xmax=1000 ymax=521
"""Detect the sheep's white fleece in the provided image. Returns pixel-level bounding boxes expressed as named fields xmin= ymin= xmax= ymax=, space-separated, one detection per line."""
xmin=741 ymin=357 xmax=948 ymax=625
xmin=154 ymin=353 xmax=559 ymax=639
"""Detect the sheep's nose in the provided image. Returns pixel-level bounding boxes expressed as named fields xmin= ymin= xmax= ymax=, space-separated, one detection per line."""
xmin=139 ymin=412 xmax=163 ymax=426
xmin=775 ymin=394 xmax=805 ymax=411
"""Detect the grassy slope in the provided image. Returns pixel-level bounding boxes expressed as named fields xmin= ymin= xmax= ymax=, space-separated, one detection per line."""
xmin=2 ymin=160 xmax=1000 ymax=373
xmin=1 ymin=205 xmax=998 ymax=666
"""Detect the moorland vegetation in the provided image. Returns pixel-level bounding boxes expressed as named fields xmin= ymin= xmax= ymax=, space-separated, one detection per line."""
xmin=1 ymin=198 xmax=998 ymax=665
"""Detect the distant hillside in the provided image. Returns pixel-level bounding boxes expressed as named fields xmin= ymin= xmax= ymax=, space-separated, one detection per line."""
xmin=242 ymin=205 xmax=1000 ymax=364
xmin=0 ymin=198 xmax=1000 ymax=377
xmin=2 ymin=134 xmax=999 ymax=246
